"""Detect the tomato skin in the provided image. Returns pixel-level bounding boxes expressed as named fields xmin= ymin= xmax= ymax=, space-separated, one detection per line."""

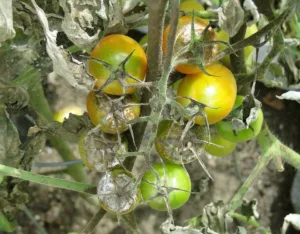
xmin=216 ymin=24 xmax=258 ymax=68
xmin=86 ymin=91 xmax=140 ymax=134
xmin=177 ymin=63 xmax=237 ymax=125
xmin=155 ymin=120 xmax=206 ymax=164
xmin=53 ymin=106 xmax=84 ymax=123
xmin=97 ymin=169 xmax=141 ymax=214
xmin=216 ymin=108 xmax=264 ymax=142
xmin=205 ymin=133 xmax=236 ymax=157
xmin=89 ymin=34 xmax=147 ymax=95
xmin=162 ymin=16 xmax=217 ymax=74
xmin=180 ymin=0 xmax=205 ymax=12
xmin=140 ymin=163 xmax=191 ymax=211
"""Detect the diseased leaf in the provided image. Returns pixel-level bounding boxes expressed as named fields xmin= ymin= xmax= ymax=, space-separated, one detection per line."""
xmin=241 ymin=199 xmax=259 ymax=219
xmin=31 ymin=0 xmax=89 ymax=92
xmin=215 ymin=0 xmax=244 ymax=37
xmin=276 ymin=91 xmax=300 ymax=103
xmin=0 ymin=0 xmax=15 ymax=44
xmin=0 ymin=105 xmax=22 ymax=167
xmin=243 ymin=0 xmax=259 ymax=26
xmin=281 ymin=214 xmax=300 ymax=234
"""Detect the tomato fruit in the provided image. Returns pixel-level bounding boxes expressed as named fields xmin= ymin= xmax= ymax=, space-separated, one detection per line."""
xmin=162 ymin=16 xmax=217 ymax=74
xmin=215 ymin=108 xmax=264 ymax=142
xmin=233 ymin=95 xmax=244 ymax=110
xmin=78 ymin=130 xmax=127 ymax=171
xmin=155 ymin=120 xmax=206 ymax=164
xmin=180 ymin=0 xmax=205 ymax=12
xmin=216 ymin=24 xmax=258 ymax=68
xmin=53 ymin=106 xmax=84 ymax=123
xmin=139 ymin=34 xmax=148 ymax=52
xmin=140 ymin=163 xmax=191 ymax=211
xmin=89 ymin=34 xmax=147 ymax=95
xmin=97 ymin=169 xmax=140 ymax=214
xmin=86 ymin=91 xmax=140 ymax=134
xmin=177 ymin=63 xmax=237 ymax=125
xmin=205 ymin=132 xmax=236 ymax=157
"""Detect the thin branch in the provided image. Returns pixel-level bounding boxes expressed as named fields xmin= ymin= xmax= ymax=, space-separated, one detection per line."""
xmin=81 ymin=208 xmax=106 ymax=234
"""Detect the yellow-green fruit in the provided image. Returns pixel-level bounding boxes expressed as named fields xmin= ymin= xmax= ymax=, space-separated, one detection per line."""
xmin=205 ymin=133 xmax=236 ymax=157
xmin=216 ymin=24 xmax=258 ymax=67
xmin=139 ymin=34 xmax=148 ymax=52
xmin=54 ymin=106 xmax=84 ymax=123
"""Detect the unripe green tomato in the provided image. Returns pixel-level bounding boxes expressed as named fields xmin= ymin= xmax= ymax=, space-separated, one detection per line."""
xmin=97 ymin=169 xmax=141 ymax=214
xmin=155 ymin=120 xmax=206 ymax=164
xmin=139 ymin=34 xmax=148 ymax=52
xmin=140 ymin=163 xmax=191 ymax=211
xmin=86 ymin=91 xmax=140 ymax=134
xmin=216 ymin=24 xmax=258 ymax=67
xmin=78 ymin=130 xmax=127 ymax=172
xmin=53 ymin=106 xmax=84 ymax=123
xmin=205 ymin=133 xmax=236 ymax=157
xmin=215 ymin=108 xmax=264 ymax=142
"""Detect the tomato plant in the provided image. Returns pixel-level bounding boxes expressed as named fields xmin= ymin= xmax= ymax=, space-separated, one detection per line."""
xmin=216 ymin=108 xmax=264 ymax=142
xmin=97 ymin=169 xmax=140 ymax=214
xmin=162 ymin=15 xmax=217 ymax=74
xmin=140 ymin=163 xmax=191 ymax=211
xmin=86 ymin=91 xmax=140 ymax=134
xmin=155 ymin=120 xmax=206 ymax=164
xmin=205 ymin=132 xmax=236 ymax=157
xmin=89 ymin=34 xmax=147 ymax=95
xmin=216 ymin=24 xmax=258 ymax=68
xmin=177 ymin=63 xmax=237 ymax=125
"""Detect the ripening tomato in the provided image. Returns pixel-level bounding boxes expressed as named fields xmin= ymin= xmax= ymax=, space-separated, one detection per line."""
xmin=216 ymin=24 xmax=258 ymax=67
xmin=86 ymin=91 xmax=140 ymax=134
xmin=89 ymin=34 xmax=147 ymax=95
xmin=177 ymin=63 xmax=237 ymax=125
xmin=53 ymin=106 xmax=84 ymax=123
xmin=162 ymin=16 xmax=217 ymax=74
xmin=205 ymin=132 xmax=236 ymax=157
xmin=98 ymin=169 xmax=141 ymax=214
xmin=215 ymin=108 xmax=264 ymax=142
xmin=140 ymin=163 xmax=191 ymax=211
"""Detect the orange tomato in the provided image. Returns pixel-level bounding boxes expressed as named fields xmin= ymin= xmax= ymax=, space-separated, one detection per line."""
xmin=177 ymin=63 xmax=237 ymax=125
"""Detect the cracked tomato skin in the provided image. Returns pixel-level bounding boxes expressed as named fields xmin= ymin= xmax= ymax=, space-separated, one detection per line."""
xmin=162 ymin=16 xmax=217 ymax=75
xmin=140 ymin=163 xmax=191 ymax=211
xmin=86 ymin=91 xmax=140 ymax=134
xmin=89 ymin=34 xmax=147 ymax=95
xmin=177 ymin=63 xmax=237 ymax=125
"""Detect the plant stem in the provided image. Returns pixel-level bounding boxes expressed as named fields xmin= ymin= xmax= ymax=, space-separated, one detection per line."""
xmin=23 ymin=206 xmax=48 ymax=234
xmin=81 ymin=208 xmax=106 ymax=234
xmin=0 ymin=164 xmax=96 ymax=195
xmin=124 ymin=0 xmax=169 ymax=170
xmin=230 ymin=212 xmax=271 ymax=234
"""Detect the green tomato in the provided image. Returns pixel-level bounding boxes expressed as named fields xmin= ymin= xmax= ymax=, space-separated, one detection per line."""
xmin=205 ymin=133 xmax=236 ymax=157
xmin=140 ymin=163 xmax=191 ymax=211
xmin=215 ymin=108 xmax=264 ymax=142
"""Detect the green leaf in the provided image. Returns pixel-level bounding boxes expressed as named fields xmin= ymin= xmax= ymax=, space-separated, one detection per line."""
xmin=0 ymin=212 xmax=17 ymax=232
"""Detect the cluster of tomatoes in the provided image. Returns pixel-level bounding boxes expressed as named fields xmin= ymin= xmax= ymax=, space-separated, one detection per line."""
xmin=69 ymin=0 xmax=264 ymax=214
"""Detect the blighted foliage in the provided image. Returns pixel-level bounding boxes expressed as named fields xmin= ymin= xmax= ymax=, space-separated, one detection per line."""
xmin=0 ymin=0 xmax=300 ymax=233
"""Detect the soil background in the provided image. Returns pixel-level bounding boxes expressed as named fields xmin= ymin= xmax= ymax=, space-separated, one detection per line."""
xmin=6 ymin=30 xmax=300 ymax=234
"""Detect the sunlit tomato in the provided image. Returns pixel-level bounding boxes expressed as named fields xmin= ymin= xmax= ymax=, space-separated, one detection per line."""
xmin=180 ymin=0 xmax=205 ymax=12
xmin=177 ymin=63 xmax=237 ymax=125
xmin=155 ymin=120 xmax=206 ymax=164
xmin=89 ymin=34 xmax=147 ymax=95
xmin=162 ymin=16 xmax=217 ymax=74
xmin=216 ymin=24 xmax=258 ymax=67
xmin=205 ymin=132 xmax=236 ymax=157
xmin=140 ymin=163 xmax=191 ymax=211
xmin=97 ymin=169 xmax=140 ymax=214
xmin=86 ymin=91 xmax=140 ymax=134
xmin=53 ymin=106 xmax=84 ymax=123
xmin=78 ymin=130 xmax=127 ymax=172
xmin=216 ymin=108 xmax=264 ymax=142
